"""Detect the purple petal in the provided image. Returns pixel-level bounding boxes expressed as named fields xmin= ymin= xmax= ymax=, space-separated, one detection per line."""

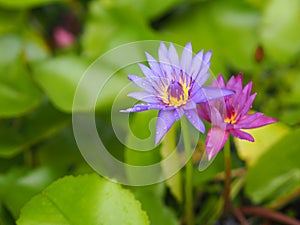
xmin=127 ymin=92 xmax=160 ymax=103
xmin=190 ymin=50 xmax=203 ymax=77
xmin=236 ymin=113 xmax=277 ymax=129
xmin=159 ymin=42 xmax=172 ymax=77
xmin=145 ymin=52 xmax=162 ymax=76
xmin=168 ymin=43 xmax=180 ymax=68
xmin=174 ymin=108 xmax=184 ymax=120
xmin=138 ymin=63 xmax=156 ymax=79
xmin=155 ymin=110 xmax=177 ymax=144
xmin=181 ymin=42 xmax=193 ymax=74
xmin=128 ymin=75 xmax=154 ymax=93
xmin=120 ymin=103 xmax=164 ymax=113
xmin=191 ymin=86 xmax=234 ymax=103
xmin=206 ymin=126 xmax=229 ymax=160
xmin=184 ymin=109 xmax=205 ymax=133
xmin=183 ymin=100 xmax=196 ymax=110
xmin=230 ymin=129 xmax=254 ymax=142
xmin=203 ymin=50 xmax=212 ymax=63
xmin=194 ymin=63 xmax=211 ymax=85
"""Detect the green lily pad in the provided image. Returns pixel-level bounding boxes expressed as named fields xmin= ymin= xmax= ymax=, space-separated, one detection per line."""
xmin=0 ymin=166 xmax=64 ymax=219
xmin=17 ymin=174 xmax=149 ymax=225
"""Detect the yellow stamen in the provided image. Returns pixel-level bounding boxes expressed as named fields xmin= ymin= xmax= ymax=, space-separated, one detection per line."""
xmin=160 ymin=78 xmax=190 ymax=108
xmin=224 ymin=112 xmax=238 ymax=124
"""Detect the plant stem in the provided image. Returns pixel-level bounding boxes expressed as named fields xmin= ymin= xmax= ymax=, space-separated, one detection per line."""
xmin=181 ymin=117 xmax=194 ymax=225
xmin=222 ymin=140 xmax=231 ymax=218
xmin=240 ymin=206 xmax=300 ymax=225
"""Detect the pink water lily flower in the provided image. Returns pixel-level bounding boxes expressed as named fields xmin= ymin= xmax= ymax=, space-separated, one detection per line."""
xmin=198 ymin=73 xmax=277 ymax=160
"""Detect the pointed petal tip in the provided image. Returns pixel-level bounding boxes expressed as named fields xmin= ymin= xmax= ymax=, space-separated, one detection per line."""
xmin=185 ymin=41 xmax=192 ymax=50
xmin=237 ymin=72 xmax=243 ymax=79
xmin=203 ymin=50 xmax=212 ymax=63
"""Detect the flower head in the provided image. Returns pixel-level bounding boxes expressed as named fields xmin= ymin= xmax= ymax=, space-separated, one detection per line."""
xmin=121 ymin=42 xmax=234 ymax=144
xmin=198 ymin=73 xmax=277 ymax=160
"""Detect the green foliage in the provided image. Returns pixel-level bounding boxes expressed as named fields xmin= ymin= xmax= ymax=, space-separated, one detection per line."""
xmin=0 ymin=0 xmax=68 ymax=9
xmin=245 ymin=128 xmax=300 ymax=205
xmin=0 ymin=102 xmax=69 ymax=157
xmin=17 ymin=174 xmax=149 ymax=225
xmin=0 ymin=0 xmax=299 ymax=223
xmin=33 ymin=56 xmax=88 ymax=112
xmin=133 ymin=185 xmax=179 ymax=225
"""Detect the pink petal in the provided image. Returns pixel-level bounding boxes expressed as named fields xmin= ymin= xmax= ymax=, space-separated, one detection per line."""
xmin=216 ymin=74 xmax=226 ymax=88
xmin=230 ymin=129 xmax=254 ymax=142
xmin=237 ymin=114 xmax=277 ymax=129
xmin=197 ymin=104 xmax=211 ymax=123
xmin=206 ymin=127 xmax=229 ymax=160
xmin=237 ymin=93 xmax=257 ymax=117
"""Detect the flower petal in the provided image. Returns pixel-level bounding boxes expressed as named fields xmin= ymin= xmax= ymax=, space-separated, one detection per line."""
xmin=168 ymin=43 xmax=180 ymax=68
xmin=230 ymin=129 xmax=254 ymax=142
xmin=155 ymin=110 xmax=177 ymax=144
xmin=127 ymin=92 xmax=160 ymax=103
xmin=210 ymin=107 xmax=226 ymax=129
xmin=145 ymin=52 xmax=162 ymax=76
xmin=237 ymin=93 xmax=256 ymax=118
xmin=217 ymin=74 xmax=226 ymax=87
xmin=206 ymin=126 xmax=229 ymax=160
xmin=159 ymin=42 xmax=172 ymax=77
xmin=236 ymin=113 xmax=277 ymax=129
xmin=191 ymin=86 xmax=234 ymax=103
xmin=128 ymin=75 xmax=154 ymax=93
xmin=184 ymin=109 xmax=205 ymax=133
xmin=227 ymin=73 xmax=242 ymax=90
xmin=197 ymin=104 xmax=211 ymax=123
xmin=120 ymin=103 xmax=165 ymax=113
xmin=203 ymin=50 xmax=212 ymax=63
xmin=138 ymin=63 xmax=156 ymax=79
xmin=174 ymin=108 xmax=184 ymax=120
xmin=194 ymin=63 xmax=211 ymax=86
xmin=190 ymin=50 xmax=203 ymax=77
xmin=181 ymin=42 xmax=193 ymax=74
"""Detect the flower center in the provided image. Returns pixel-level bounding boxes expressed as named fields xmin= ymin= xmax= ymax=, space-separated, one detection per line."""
xmin=224 ymin=111 xmax=238 ymax=124
xmin=161 ymin=79 xmax=190 ymax=107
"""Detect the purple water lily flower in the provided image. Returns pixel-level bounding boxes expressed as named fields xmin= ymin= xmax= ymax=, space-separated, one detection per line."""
xmin=121 ymin=42 xmax=234 ymax=144
xmin=198 ymin=73 xmax=277 ymax=160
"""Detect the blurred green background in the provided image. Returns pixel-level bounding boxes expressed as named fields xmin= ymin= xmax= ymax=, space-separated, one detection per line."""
xmin=0 ymin=0 xmax=299 ymax=224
